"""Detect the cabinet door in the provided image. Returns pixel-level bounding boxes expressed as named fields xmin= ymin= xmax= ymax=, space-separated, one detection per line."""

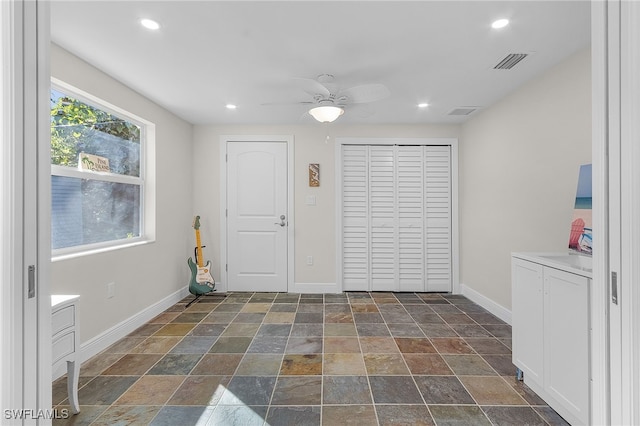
xmin=543 ymin=268 xmax=590 ymax=425
xmin=512 ymin=258 xmax=544 ymax=388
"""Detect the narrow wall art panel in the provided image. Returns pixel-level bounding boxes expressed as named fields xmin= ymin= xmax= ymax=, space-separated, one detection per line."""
xmin=568 ymin=163 xmax=592 ymax=254
xmin=309 ymin=163 xmax=320 ymax=187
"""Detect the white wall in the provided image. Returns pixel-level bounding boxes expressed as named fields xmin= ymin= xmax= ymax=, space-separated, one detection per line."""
xmin=49 ymin=43 xmax=591 ymax=344
xmin=192 ymin=124 xmax=460 ymax=289
xmin=459 ymin=48 xmax=592 ymax=310
xmin=50 ymin=44 xmax=194 ymax=344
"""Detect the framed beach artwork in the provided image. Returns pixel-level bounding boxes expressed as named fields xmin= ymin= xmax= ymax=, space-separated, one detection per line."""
xmin=568 ymin=164 xmax=592 ymax=254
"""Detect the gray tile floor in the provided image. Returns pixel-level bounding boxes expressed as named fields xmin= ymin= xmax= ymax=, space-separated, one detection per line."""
xmin=52 ymin=292 xmax=569 ymax=425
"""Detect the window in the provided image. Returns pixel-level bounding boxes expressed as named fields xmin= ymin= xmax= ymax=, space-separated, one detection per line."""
xmin=50 ymin=81 xmax=152 ymax=255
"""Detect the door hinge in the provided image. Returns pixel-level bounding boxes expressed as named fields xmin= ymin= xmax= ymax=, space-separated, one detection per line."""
xmin=226 ymin=264 xmax=228 ymax=272
xmin=611 ymin=271 xmax=618 ymax=305
xmin=225 ymin=154 xmax=228 ymax=162
xmin=28 ymin=265 xmax=36 ymax=298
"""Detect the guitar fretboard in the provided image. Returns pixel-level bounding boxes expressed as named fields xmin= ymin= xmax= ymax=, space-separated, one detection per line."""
xmin=195 ymin=229 xmax=204 ymax=268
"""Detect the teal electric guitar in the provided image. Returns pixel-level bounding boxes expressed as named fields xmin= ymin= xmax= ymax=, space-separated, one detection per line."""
xmin=187 ymin=216 xmax=215 ymax=306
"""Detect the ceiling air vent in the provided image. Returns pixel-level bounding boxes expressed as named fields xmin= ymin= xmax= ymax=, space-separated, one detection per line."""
xmin=448 ymin=107 xmax=478 ymax=116
xmin=494 ymin=53 xmax=528 ymax=70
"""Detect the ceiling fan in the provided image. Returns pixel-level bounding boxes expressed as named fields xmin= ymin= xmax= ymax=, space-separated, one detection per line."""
xmin=265 ymin=74 xmax=390 ymax=123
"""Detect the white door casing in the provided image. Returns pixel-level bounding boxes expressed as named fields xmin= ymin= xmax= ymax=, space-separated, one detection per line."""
xmin=590 ymin=1 xmax=610 ymax=424
xmin=592 ymin=1 xmax=640 ymax=423
xmin=611 ymin=1 xmax=640 ymax=423
xmin=1 ymin=0 xmax=52 ymax=423
xmin=221 ymin=137 xmax=293 ymax=293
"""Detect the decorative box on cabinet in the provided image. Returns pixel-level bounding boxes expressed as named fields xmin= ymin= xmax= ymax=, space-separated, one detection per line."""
xmin=512 ymin=253 xmax=591 ymax=426
xmin=52 ymin=295 xmax=80 ymax=414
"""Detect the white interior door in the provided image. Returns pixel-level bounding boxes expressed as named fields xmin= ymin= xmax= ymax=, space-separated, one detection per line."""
xmin=226 ymin=141 xmax=288 ymax=292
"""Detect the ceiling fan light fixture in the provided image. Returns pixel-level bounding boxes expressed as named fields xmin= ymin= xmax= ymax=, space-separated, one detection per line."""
xmin=309 ymin=105 xmax=344 ymax=123
xmin=140 ymin=18 xmax=160 ymax=30
xmin=491 ymin=18 xmax=509 ymax=29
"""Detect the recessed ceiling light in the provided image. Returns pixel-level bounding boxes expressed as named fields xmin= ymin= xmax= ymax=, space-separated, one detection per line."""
xmin=226 ymin=104 xmax=237 ymax=110
xmin=418 ymin=103 xmax=429 ymax=108
xmin=491 ymin=18 xmax=509 ymax=29
xmin=140 ymin=18 xmax=160 ymax=30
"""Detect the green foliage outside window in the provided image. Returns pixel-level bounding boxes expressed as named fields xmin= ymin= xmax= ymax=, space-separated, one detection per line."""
xmin=50 ymin=90 xmax=141 ymax=175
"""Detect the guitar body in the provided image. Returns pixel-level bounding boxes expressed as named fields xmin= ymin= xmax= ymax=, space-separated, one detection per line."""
xmin=188 ymin=257 xmax=215 ymax=295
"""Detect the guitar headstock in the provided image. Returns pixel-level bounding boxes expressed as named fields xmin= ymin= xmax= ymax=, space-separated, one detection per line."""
xmin=192 ymin=215 xmax=201 ymax=230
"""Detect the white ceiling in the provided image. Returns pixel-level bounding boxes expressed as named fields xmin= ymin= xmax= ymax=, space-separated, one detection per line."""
xmin=50 ymin=1 xmax=591 ymax=125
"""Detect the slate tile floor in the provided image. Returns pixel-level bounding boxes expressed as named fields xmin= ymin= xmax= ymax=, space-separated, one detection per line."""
xmin=53 ymin=292 xmax=570 ymax=426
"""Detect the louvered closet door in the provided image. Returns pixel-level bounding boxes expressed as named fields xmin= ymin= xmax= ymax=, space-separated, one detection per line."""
xmin=342 ymin=146 xmax=369 ymax=291
xmin=341 ymin=144 xmax=452 ymax=292
xmin=424 ymin=146 xmax=452 ymax=291
xmin=397 ymin=146 xmax=425 ymax=291
xmin=369 ymin=146 xmax=397 ymax=291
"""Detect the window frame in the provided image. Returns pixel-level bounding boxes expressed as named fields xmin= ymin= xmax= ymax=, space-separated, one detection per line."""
xmin=50 ymin=78 xmax=154 ymax=260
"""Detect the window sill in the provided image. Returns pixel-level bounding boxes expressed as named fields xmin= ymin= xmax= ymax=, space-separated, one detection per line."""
xmin=51 ymin=238 xmax=154 ymax=263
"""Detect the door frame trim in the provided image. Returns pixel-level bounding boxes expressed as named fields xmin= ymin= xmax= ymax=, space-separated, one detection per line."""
xmin=2 ymin=0 xmax=52 ymax=416
xmin=334 ymin=137 xmax=459 ymax=294
xmin=219 ymin=135 xmax=295 ymax=293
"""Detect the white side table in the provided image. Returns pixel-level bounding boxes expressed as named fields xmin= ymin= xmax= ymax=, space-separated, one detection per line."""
xmin=51 ymin=295 xmax=80 ymax=414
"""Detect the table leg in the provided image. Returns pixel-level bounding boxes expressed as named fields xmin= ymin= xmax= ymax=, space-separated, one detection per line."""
xmin=67 ymin=359 xmax=80 ymax=414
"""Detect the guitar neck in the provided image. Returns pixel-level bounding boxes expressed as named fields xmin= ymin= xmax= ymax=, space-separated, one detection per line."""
xmin=195 ymin=229 xmax=204 ymax=267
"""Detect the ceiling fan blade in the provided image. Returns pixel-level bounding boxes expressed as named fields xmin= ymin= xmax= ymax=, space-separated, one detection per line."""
xmin=338 ymin=84 xmax=390 ymax=104
xmin=292 ymin=77 xmax=331 ymax=97
xmin=349 ymin=103 xmax=376 ymax=118
xmin=260 ymin=100 xmax=314 ymax=106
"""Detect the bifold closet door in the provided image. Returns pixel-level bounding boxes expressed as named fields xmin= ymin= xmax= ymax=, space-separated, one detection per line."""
xmin=397 ymin=146 xmax=425 ymax=291
xmin=424 ymin=146 xmax=452 ymax=291
xmin=341 ymin=144 xmax=451 ymax=292
xmin=369 ymin=146 xmax=397 ymax=291
xmin=342 ymin=145 xmax=369 ymax=291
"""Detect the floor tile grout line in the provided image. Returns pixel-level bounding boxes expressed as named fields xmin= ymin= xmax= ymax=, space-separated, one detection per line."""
xmin=396 ymin=293 xmax=438 ymax=426
xmin=352 ymin=292 xmax=381 ymax=425
xmin=264 ymin=295 xmax=296 ymax=420
xmin=153 ymin=297 xmax=222 ymax=424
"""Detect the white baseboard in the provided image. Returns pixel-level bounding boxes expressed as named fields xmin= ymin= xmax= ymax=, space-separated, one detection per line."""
xmin=291 ymin=282 xmax=340 ymax=294
xmin=460 ymin=283 xmax=512 ymax=325
xmin=53 ymin=287 xmax=190 ymax=380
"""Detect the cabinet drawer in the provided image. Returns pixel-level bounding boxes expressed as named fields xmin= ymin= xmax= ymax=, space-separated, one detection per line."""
xmin=52 ymin=305 xmax=75 ymax=336
xmin=52 ymin=331 xmax=75 ymax=364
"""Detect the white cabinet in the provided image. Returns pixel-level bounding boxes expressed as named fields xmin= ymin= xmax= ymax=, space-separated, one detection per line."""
xmin=52 ymin=295 xmax=80 ymax=414
xmin=512 ymin=254 xmax=590 ymax=426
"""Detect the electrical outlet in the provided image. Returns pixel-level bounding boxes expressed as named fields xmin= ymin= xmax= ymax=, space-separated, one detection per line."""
xmin=306 ymin=256 xmax=313 ymax=265
xmin=107 ymin=282 xmax=115 ymax=299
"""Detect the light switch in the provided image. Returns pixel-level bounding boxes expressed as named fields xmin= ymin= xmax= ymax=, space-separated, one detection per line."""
xmin=305 ymin=195 xmax=316 ymax=206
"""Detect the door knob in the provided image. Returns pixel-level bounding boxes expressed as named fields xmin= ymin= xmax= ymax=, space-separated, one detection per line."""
xmin=275 ymin=215 xmax=286 ymax=227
